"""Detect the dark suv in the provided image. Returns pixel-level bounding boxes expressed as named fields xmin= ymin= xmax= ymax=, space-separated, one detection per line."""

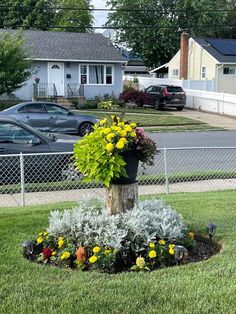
xmin=144 ymin=85 xmax=186 ymax=110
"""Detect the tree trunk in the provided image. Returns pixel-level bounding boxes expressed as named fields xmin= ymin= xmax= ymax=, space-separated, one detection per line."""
xmin=106 ymin=182 xmax=138 ymax=215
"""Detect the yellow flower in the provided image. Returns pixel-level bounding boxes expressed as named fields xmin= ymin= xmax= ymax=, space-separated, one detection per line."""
xmin=115 ymin=126 xmax=122 ymax=131
xmin=158 ymin=239 xmax=166 ymax=245
xmin=60 ymin=251 xmax=71 ymax=260
xmin=38 ymin=232 xmax=43 ymax=236
xmin=149 ymin=242 xmax=155 ymax=248
xmin=130 ymin=122 xmax=137 ymax=128
xmin=89 ymin=255 xmax=98 ymax=263
xmin=43 ymin=231 xmax=48 ymax=236
xmin=168 ymin=244 xmax=175 ymax=255
xmin=92 ymin=246 xmax=101 ymax=254
xmin=116 ymin=141 xmax=125 ymax=149
xmin=136 ymin=257 xmax=145 ymax=268
xmin=130 ymin=132 xmax=136 ymax=137
xmin=106 ymin=133 xmax=115 ymax=141
xmin=188 ymin=232 xmax=194 ymax=240
xmin=104 ymin=249 xmax=112 ymax=255
xmin=120 ymin=137 xmax=127 ymax=143
xmin=103 ymin=127 xmax=111 ymax=135
xmin=106 ymin=143 xmax=114 ymax=152
xmin=36 ymin=237 xmax=43 ymax=244
xmin=58 ymin=239 xmax=64 ymax=249
xmin=119 ymin=130 xmax=127 ymax=137
xmin=52 ymin=251 xmax=57 ymax=256
xmin=125 ymin=125 xmax=132 ymax=132
xmin=148 ymin=250 xmax=157 ymax=259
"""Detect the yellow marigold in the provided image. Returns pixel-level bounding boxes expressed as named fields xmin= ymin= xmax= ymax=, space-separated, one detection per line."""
xmin=125 ymin=125 xmax=132 ymax=132
xmin=119 ymin=130 xmax=127 ymax=137
xmin=58 ymin=239 xmax=64 ymax=249
xmin=188 ymin=232 xmax=194 ymax=240
xmin=103 ymin=127 xmax=111 ymax=135
xmin=115 ymin=126 xmax=122 ymax=131
xmin=106 ymin=143 xmax=114 ymax=152
xmin=149 ymin=242 xmax=155 ymax=248
xmin=130 ymin=122 xmax=137 ymax=128
xmin=43 ymin=231 xmax=48 ymax=236
xmin=92 ymin=246 xmax=101 ymax=254
xmin=60 ymin=251 xmax=71 ymax=260
xmin=168 ymin=244 xmax=175 ymax=255
xmin=89 ymin=255 xmax=98 ymax=263
xmin=104 ymin=249 xmax=112 ymax=255
xmin=36 ymin=237 xmax=43 ymax=244
xmin=158 ymin=239 xmax=166 ymax=245
xmin=116 ymin=141 xmax=125 ymax=149
xmin=148 ymin=250 xmax=157 ymax=259
xmin=136 ymin=257 xmax=145 ymax=268
xmin=130 ymin=132 xmax=136 ymax=137
xmin=120 ymin=137 xmax=127 ymax=143
xmin=106 ymin=133 xmax=115 ymax=141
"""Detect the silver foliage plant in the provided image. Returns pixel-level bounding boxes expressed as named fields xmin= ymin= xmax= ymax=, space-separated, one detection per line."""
xmin=48 ymin=198 xmax=187 ymax=252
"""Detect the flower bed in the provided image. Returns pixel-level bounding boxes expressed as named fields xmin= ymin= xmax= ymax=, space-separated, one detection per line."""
xmin=22 ymin=198 xmax=200 ymax=273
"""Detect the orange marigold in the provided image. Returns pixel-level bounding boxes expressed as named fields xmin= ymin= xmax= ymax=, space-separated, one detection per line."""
xmin=76 ymin=246 xmax=87 ymax=262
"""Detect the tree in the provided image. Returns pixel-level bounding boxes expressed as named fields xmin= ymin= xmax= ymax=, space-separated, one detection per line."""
xmin=53 ymin=0 xmax=94 ymax=32
xmin=0 ymin=0 xmax=93 ymax=32
xmin=105 ymin=0 xmax=227 ymax=68
xmin=0 ymin=32 xmax=31 ymax=95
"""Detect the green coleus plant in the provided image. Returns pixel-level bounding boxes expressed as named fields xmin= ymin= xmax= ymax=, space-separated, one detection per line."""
xmin=73 ymin=114 xmax=157 ymax=188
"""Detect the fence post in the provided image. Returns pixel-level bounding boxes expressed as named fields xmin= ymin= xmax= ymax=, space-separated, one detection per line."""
xmin=20 ymin=152 xmax=25 ymax=206
xmin=164 ymin=147 xmax=169 ymax=194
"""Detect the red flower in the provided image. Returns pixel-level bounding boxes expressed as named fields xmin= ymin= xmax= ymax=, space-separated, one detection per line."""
xmin=43 ymin=247 xmax=52 ymax=259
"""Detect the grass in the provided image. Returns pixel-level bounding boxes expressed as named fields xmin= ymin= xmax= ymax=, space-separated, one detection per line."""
xmin=0 ymin=190 xmax=236 ymax=313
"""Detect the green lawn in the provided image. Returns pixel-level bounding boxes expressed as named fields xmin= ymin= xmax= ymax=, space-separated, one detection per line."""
xmin=1 ymin=190 xmax=236 ymax=313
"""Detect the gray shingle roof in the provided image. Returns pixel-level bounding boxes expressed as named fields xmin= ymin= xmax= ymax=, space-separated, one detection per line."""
xmin=193 ymin=37 xmax=236 ymax=63
xmin=0 ymin=29 xmax=126 ymax=62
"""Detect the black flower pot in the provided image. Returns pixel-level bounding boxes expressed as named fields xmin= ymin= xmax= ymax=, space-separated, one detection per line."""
xmin=112 ymin=152 xmax=139 ymax=185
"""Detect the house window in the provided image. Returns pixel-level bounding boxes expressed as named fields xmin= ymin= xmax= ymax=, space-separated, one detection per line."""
xmin=201 ymin=67 xmax=206 ymax=78
xmin=223 ymin=67 xmax=235 ymax=75
xmin=51 ymin=65 xmax=60 ymax=69
xmin=80 ymin=65 xmax=87 ymax=84
xmin=79 ymin=65 xmax=113 ymax=85
xmin=172 ymin=69 xmax=179 ymax=77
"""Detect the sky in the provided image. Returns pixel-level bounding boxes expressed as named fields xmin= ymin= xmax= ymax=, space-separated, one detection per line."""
xmin=91 ymin=0 xmax=109 ymax=32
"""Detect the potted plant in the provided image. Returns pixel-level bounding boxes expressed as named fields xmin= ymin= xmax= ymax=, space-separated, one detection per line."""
xmin=73 ymin=114 xmax=158 ymax=188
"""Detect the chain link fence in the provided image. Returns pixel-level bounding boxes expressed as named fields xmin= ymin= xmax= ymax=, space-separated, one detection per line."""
xmin=0 ymin=147 xmax=236 ymax=206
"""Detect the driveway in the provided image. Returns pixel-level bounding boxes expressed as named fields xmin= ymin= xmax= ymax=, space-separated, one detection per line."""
xmin=171 ymin=108 xmax=236 ymax=130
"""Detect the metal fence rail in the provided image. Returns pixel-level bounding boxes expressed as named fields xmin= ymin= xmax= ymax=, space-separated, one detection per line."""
xmin=0 ymin=147 xmax=236 ymax=207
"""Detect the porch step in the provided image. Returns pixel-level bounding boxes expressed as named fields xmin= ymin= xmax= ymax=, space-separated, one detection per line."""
xmin=56 ymin=97 xmax=75 ymax=109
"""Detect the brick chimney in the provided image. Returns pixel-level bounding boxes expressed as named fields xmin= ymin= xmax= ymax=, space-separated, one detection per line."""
xmin=179 ymin=32 xmax=189 ymax=79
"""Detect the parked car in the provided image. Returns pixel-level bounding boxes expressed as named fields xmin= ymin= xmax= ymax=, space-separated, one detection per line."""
xmin=0 ymin=101 xmax=99 ymax=136
xmin=0 ymin=116 xmax=80 ymax=183
xmin=144 ymin=85 xmax=186 ymax=110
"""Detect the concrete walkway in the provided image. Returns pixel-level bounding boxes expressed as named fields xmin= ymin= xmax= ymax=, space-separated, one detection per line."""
xmin=172 ymin=109 xmax=236 ymax=130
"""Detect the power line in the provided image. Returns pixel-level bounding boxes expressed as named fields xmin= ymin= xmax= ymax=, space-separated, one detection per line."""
xmin=0 ymin=5 xmax=236 ymax=13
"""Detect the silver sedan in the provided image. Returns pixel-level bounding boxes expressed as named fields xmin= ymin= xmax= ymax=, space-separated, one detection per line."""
xmin=0 ymin=101 xmax=99 ymax=136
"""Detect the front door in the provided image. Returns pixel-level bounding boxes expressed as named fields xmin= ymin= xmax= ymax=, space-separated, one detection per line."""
xmin=48 ymin=62 xmax=64 ymax=96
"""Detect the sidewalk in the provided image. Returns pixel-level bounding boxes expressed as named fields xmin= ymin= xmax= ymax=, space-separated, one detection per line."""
xmin=1 ymin=178 xmax=236 ymax=207
xmin=172 ymin=109 xmax=236 ymax=130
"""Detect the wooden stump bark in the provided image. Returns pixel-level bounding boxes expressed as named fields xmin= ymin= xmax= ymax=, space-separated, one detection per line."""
xmin=106 ymin=182 xmax=138 ymax=215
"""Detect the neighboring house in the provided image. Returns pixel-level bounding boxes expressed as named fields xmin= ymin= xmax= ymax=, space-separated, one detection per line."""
xmin=168 ymin=32 xmax=236 ymax=94
xmin=150 ymin=63 xmax=169 ymax=78
xmin=0 ymin=29 xmax=126 ymax=101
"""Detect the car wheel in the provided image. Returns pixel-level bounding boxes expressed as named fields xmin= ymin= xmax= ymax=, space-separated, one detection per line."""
xmin=176 ymin=106 xmax=184 ymax=111
xmin=78 ymin=122 xmax=94 ymax=136
xmin=61 ymin=163 xmax=82 ymax=181
xmin=154 ymin=99 xmax=161 ymax=110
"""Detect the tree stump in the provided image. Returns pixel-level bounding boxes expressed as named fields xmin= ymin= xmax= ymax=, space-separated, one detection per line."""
xmin=106 ymin=182 xmax=138 ymax=215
